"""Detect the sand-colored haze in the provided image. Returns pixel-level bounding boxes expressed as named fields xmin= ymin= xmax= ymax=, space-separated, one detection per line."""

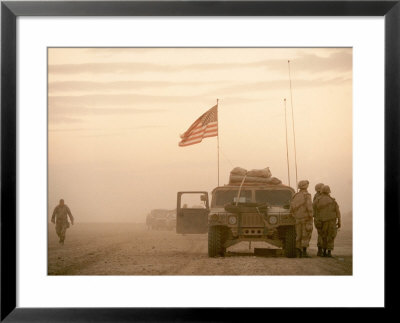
xmin=48 ymin=48 xmax=352 ymax=223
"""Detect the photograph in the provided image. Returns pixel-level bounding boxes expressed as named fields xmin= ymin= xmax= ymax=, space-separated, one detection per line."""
xmin=47 ymin=47 xmax=352 ymax=276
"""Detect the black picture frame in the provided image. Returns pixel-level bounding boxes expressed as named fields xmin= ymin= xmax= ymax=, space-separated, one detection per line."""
xmin=1 ymin=1 xmax=399 ymax=321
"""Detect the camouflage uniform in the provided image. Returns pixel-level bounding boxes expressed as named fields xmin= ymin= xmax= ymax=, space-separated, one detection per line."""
xmin=51 ymin=202 xmax=74 ymax=244
xmin=290 ymin=180 xmax=313 ymax=257
xmin=313 ymin=183 xmax=324 ymax=256
xmin=313 ymin=185 xmax=341 ymax=257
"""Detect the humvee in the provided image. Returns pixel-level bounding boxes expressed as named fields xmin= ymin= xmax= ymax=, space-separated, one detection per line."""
xmin=176 ymin=183 xmax=297 ymax=258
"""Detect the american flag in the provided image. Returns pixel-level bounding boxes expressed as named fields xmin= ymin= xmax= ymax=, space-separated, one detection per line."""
xmin=179 ymin=104 xmax=218 ymax=147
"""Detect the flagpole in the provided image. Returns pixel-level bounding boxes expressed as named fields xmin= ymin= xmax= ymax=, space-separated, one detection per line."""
xmin=217 ymin=98 xmax=220 ymax=187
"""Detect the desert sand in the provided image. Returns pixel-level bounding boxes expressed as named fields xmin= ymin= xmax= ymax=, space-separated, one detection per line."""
xmin=48 ymin=220 xmax=352 ymax=276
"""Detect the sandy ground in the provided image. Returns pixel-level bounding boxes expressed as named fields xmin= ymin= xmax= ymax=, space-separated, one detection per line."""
xmin=48 ymin=223 xmax=352 ymax=275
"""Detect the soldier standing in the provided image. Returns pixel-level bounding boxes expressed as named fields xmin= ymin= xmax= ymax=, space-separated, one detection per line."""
xmin=313 ymin=183 xmax=325 ymax=256
xmin=313 ymin=185 xmax=341 ymax=257
xmin=51 ymin=199 xmax=74 ymax=245
xmin=290 ymin=180 xmax=313 ymax=258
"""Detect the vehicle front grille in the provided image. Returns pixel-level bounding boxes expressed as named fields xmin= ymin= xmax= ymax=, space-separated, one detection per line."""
xmin=240 ymin=213 xmax=264 ymax=227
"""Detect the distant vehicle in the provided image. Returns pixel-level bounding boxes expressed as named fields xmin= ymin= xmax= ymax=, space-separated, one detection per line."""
xmin=176 ymin=183 xmax=297 ymax=258
xmin=147 ymin=209 xmax=176 ymax=231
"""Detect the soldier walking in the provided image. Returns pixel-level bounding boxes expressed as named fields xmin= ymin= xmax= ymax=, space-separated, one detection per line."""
xmin=313 ymin=185 xmax=341 ymax=257
xmin=290 ymin=180 xmax=313 ymax=258
xmin=51 ymin=199 xmax=74 ymax=245
xmin=313 ymin=183 xmax=325 ymax=256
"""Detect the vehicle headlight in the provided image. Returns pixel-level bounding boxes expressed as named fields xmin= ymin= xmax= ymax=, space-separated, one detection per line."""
xmin=211 ymin=214 xmax=218 ymax=221
xmin=268 ymin=215 xmax=278 ymax=225
xmin=228 ymin=215 xmax=237 ymax=225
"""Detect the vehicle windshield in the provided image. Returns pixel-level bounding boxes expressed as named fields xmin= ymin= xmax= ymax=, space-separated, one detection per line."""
xmin=255 ymin=189 xmax=293 ymax=206
xmin=213 ymin=190 xmax=251 ymax=207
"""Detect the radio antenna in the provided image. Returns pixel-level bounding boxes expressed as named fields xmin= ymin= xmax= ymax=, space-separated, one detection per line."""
xmin=288 ymin=60 xmax=298 ymax=188
xmin=284 ymin=98 xmax=291 ymax=187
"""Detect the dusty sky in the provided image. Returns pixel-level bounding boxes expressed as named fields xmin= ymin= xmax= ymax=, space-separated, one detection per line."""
xmin=48 ymin=48 xmax=352 ymax=223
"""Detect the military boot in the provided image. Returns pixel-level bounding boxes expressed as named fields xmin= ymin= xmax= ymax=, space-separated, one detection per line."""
xmin=302 ymin=248 xmax=311 ymax=258
xmin=326 ymin=250 xmax=332 ymax=257
xmin=317 ymin=247 xmax=323 ymax=257
xmin=323 ymin=249 xmax=327 ymax=257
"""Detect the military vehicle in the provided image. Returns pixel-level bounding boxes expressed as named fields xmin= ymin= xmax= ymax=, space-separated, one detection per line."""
xmin=177 ymin=182 xmax=297 ymax=257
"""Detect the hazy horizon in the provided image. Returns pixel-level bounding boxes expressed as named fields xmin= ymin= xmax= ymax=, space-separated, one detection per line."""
xmin=48 ymin=48 xmax=352 ymax=223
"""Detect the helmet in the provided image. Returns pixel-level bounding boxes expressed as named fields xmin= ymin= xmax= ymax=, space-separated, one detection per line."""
xmin=322 ymin=185 xmax=331 ymax=194
xmin=298 ymin=180 xmax=309 ymax=189
xmin=315 ymin=183 xmax=324 ymax=192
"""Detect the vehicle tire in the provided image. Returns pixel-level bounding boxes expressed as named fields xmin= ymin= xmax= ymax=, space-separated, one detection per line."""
xmin=284 ymin=226 xmax=296 ymax=258
xmin=208 ymin=226 xmax=224 ymax=257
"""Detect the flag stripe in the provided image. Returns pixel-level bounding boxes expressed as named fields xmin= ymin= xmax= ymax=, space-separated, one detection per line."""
xmin=179 ymin=141 xmax=201 ymax=147
xmin=179 ymin=133 xmax=218 ymax=146
xmin=179 ymin=131 xmax=218 ymax=145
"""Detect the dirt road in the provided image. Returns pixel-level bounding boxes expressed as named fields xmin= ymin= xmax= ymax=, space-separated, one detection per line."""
xmin=48 ymin=223 xmax=352 ymax=275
